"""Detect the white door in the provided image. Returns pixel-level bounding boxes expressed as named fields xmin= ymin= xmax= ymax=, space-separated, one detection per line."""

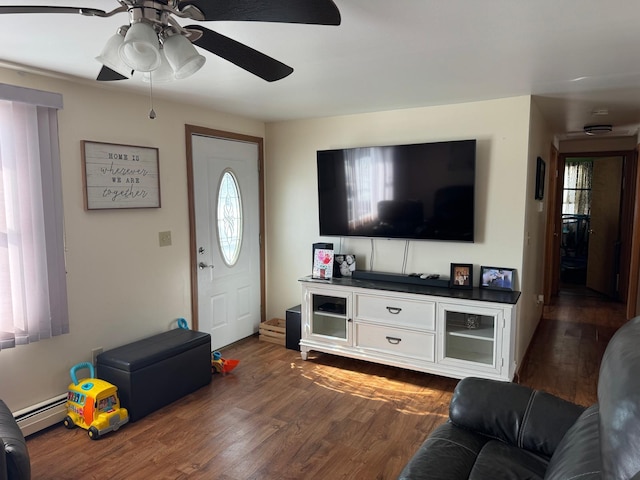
xmin=586 ymin=156 xmax=623 ymax=296
xmin=191 ymin=134 xmax=261 ymax=350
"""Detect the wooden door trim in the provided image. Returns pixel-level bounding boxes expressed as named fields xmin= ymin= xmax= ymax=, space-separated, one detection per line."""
xmin=543 ymin=145 xmax=560 ymax=303
xmin=544 ymin=148 xmax=636 ymax=314
xmin=185 ymin=125 xmax=266 ymax=330
xmin=626 ymin=146 xmax=640 ymax=318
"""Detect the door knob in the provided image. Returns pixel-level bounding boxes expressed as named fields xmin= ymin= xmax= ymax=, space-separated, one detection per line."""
xmin=198 ymin=262 xmax=214 ymax=270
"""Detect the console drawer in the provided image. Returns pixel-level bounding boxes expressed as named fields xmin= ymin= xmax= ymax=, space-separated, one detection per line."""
xmin=355 ymin=323 xmax=435 ymax=362
xmin=355 ymin=294 xmax=435 ymax=330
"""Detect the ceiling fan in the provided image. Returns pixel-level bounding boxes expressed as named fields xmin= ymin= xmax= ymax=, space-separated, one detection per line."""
xmin=0 ymin=1 xmax=341 ymax=83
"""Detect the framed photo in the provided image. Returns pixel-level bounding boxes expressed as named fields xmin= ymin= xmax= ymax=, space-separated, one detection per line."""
xmin=450 ymin=263 xmax=473 ymax=289
xmin=81 ymin=140 xmax=161 ymax=210
xmin=535 ymin=156 xmax=546 ymax=200
xmin=480 ymin=266 xmax=515 ymax=291
xmin=334 ymin=254 xmax=356 ymax=278
xmin=312 ymin=248 xmax=334 ymax=280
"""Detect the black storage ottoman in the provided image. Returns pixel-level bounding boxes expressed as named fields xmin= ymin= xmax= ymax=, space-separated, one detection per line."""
xmin=96 ymin=329 xmax=211 ymax=422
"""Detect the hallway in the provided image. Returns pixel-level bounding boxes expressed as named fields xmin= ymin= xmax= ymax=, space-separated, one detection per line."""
xmin=517 ymin=291 xmax=628 ymax=406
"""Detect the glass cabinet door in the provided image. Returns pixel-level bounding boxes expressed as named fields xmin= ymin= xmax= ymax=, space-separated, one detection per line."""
xmin=308 ymin=292 xmax=351 ymax=345
xmin=438 ymin=303 xmax=502 ymax=371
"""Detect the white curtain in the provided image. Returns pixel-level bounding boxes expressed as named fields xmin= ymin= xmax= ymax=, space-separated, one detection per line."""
xmin=563 ymin=160 xmax=592 ymax=216
xmin=0 ymin=85 xmax=68 ymax=350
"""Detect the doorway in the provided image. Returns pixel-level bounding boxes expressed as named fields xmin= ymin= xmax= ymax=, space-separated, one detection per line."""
xmin=559 ymin=156 xmax=623 ymax=298
xmin=545 ymin=148 xmax=637 ymax=308
xmin=186 ymin=125 xmax=266 ymax=350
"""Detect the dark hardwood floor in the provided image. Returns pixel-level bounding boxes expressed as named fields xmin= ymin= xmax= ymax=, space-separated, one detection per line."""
xmin=517 ymin=290 xmax=627 ymax=406
xmin=26 ymin=292 xmax=627 ymax=479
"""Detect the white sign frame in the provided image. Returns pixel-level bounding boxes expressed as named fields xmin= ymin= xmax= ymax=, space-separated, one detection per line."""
xmin=81 ymin=140 xmax=161 ymax=210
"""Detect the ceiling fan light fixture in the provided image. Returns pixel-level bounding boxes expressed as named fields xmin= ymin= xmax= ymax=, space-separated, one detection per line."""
xmin=119 ymin=21 xmax=161 ymax=72
xmin=163 ymin=33 xmax=205 ymax=79
xmin=96 ymin=31 xmax=131 ymax=78
xmin=584 ymin=124 xmax=613 ymax=135
xmin=142 ymin=50 xmax=175 ymax=83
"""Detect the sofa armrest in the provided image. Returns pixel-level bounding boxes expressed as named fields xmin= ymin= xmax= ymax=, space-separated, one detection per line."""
xmin=0 ymin=400 xmax=30 ymax=480
xmin=597 ymin=316 xmax=640 ymax=480
xmin=1 ymin=445 xmax=8 ymax=480
xmin=398 ymin=422 xmax=491 ymax=480
xmin=449 ymin=377 xmax=585 ymax=459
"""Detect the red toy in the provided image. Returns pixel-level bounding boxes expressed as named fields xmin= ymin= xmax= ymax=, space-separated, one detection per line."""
xmin=211 ymin=351 xmax=239 ymax=374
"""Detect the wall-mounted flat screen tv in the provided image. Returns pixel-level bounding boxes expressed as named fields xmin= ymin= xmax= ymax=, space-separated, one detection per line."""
xmin=317 ymin=139 xmax=476 ymax=242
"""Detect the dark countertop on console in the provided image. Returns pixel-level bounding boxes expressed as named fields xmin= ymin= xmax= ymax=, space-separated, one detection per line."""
xmin=299 ymin=275 xmax=521 ymax=305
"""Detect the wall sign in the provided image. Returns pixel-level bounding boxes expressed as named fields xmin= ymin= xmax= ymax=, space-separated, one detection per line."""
xmin=81 ymin=140 xmax=160 ymax=210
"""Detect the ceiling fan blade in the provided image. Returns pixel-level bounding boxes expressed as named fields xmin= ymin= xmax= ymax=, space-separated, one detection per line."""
xmin=0 ymin=6 xmax=107 ymax=16
xmin=187 ymin=25 xmax=293 ymax=82
xmin=96 ymin=66 xmax=130 ymax=82
xmin=180 ymin=0 xmax=340 ymax=25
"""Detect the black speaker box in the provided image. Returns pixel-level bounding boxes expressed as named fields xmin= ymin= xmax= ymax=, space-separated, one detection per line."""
xmin=285 ymin=304 xmax=302 ymax=351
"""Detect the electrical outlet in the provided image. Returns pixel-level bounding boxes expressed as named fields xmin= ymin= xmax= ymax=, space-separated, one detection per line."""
xmin=92 ymin=347 xmax=103 ymax=366
xmin=159 ymin=230 xmax=172 ymax=247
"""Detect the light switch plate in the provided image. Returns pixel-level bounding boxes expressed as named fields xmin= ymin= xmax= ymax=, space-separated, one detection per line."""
xmin=159 ymin=231 xmax=172 ymax=247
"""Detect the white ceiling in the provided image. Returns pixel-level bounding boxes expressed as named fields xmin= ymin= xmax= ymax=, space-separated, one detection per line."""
xmin=3 ymin=0 xmax=640 ymax=138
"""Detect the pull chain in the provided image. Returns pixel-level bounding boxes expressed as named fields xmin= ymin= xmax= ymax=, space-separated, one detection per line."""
xmin=148 ymin=73 xmax=156 ymax=120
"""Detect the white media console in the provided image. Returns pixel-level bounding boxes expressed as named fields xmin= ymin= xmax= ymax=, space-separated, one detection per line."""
xmin=299 ymin=275 xmax=520 ymax=381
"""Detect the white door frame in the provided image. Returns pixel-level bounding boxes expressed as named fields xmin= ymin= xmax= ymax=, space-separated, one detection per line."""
xmin=185 ymin=125 xmax=266 ymax=330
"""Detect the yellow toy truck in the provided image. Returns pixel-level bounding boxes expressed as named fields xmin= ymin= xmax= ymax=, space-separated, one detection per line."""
xmin=63 ymin=362 xmax=129 ymax=440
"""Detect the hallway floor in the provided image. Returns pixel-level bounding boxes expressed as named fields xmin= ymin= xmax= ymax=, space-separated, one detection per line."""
xmin=517 ymin=291 xmax=628 ymax=406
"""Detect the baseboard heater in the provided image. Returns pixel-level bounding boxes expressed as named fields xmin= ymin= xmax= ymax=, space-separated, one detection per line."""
xmin=13 ymin=393 xmax=67 ymax=437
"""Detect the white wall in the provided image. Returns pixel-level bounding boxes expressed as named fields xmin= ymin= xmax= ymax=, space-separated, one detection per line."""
xmin=0 ymin=68 xmax=264 ymax=411
xmin=265 ymin=96 xmax=533 ymax=361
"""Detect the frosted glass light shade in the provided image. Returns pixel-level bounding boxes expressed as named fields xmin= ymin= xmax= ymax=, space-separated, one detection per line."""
xmin=96 ymin=33 xmax=131 ymax=77
xmin=142 ymin=50 xmax=175 ymax=83
xmin=163 ymin=34 xmax=205 ymax=79
xmin=119 ymin=22 xmax=161 ymax=72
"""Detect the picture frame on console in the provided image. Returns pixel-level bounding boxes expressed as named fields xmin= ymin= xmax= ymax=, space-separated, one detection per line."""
xmin=480 ymin=266 xmax=515 ymax=291
xmin=450 ymin=263 xmax=473 ymax=289
xmin=312 ymin=246 xmax=334 ymax=280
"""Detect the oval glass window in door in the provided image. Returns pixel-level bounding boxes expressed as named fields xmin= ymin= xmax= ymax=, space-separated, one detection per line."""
xmin=216 ymin=169 xmax=243 ymax=266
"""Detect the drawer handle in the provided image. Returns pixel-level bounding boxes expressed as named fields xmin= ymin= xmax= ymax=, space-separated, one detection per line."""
xmin=386 ymin=336 xmax=402 ymax=345
xmin=386 ymin=306 xmax=402 ymax=315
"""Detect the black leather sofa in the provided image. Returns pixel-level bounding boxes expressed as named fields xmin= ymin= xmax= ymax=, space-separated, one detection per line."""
xmin=0 ymin=399 xmax=30 ymax=480
xmin=399 ymin=316 xmax=640 ymax=480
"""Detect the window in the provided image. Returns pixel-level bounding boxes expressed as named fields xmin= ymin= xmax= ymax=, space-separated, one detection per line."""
xmin=0 ymin=84 xmax=68 ymax=350
xmin=216 ymin=169 xmax=242 ymax=266
xmin=561 ymin=159 xmax=593 ymax=268
xmin=563 ymin=160 xmax=592 ymax=217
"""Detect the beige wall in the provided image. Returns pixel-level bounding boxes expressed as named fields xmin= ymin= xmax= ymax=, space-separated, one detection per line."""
xmin=559 ymin=136 xmax=637 ymax=153
xmin=0 ymin=68 xmax=264 ymax=411
xmin=265 ymin=96 xmax=536 ymax=362
xmin=519 ymin=99 xmax=554 ymax=363
xmin=0 ymin=66 xmax=548 ymax=411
